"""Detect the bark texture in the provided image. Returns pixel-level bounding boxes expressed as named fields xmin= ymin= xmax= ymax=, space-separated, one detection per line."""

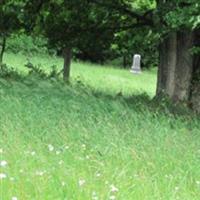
xmin=157 ymin=31 xmax=194 ymax=102
xmin=156 ymin=32 xmax=177 ymax=97
xmin=173 ymin=31 xmax=194 ymax=101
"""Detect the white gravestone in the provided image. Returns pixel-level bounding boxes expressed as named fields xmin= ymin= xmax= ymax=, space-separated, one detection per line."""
xmin=130 ymin=54 xmax=141 ymax=74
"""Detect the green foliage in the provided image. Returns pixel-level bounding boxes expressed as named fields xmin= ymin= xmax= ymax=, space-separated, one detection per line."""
xmin=25 ymin=61 xmax=61 ymax=80
xmin=6 ymin=33 xmax=52 ymax=55
xmin=0 ymin=0 xmax=25 ymax=36
xmin=112 ymin=28 xmax=159 ymax=68
xmin=0 ymin=63 xmax=21 ymax=80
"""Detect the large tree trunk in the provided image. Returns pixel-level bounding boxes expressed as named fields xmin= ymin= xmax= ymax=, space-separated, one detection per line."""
xmin=173 ymin=31 xmax=194 ymax=101
xmin=0 ymin=36 xmax=6 ymax=66
xmin=63 ymin=47 xmax=72 ymax=82
xmin=155 ymin=0 xmax=199 ymax=112
xmin=156 ymin=31 xmax=194 ymax=102
xmin=156 ymin=32 xmax=177 ymax=97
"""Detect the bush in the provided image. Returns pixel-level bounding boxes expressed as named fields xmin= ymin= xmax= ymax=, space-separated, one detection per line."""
xmin=6 ymin=33 xmax=55 ymax=56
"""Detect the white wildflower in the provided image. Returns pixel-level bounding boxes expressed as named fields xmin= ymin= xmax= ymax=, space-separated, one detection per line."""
xmin=92 ymin=191 xmax=97 ymax=196
xmin=109 ymin=195 xmax=116 ymax=200
xmin=86 ymin=155 xmax=90 ymax=159
xmin=31 ymin=151 xmax=36 ymax=156
xmin=110 ymin=185 xmax=119 ymax=193
xmin=78 ymin=179 xmax=86 ymax=186
xmin=0 ymin=160 xmax=7 ymax=167
xmin=11 ymin=197 xmax=18 ymax=200
xmin=36 ymin=170 xmax=46 ymax=176
xmin=0 ymin=148 xmax=3 ymax=153
xmin=65 ymin=145 xmax=69 ymax=150
xmin=105 ymin=181 xmax=109 ymax=185
xmin=56 ymin=151 xmax=61 ymax=155
xmin=196 ymin=181 xmax=200 ymax=185
xmin=92 ymin=191 xmax=98 ymax=200
xmin=59 ymin=160 xmax=64 ymax=165
xmin=0 ymin=173 xmax=7 ymax=179
xmin=61 ymin=181 xmax=66 ymax=186
xmin=82 ymin=144 xmax=86 ymax=150
xmin=175 ymin=186 xmax=179 ymax=191
xmin=96 ymin=173 xmax=101 ymax=177
xmin=48 ymin=144 xmax=54 ymax=152
xmin=10 ymin=177 xmax=15 ymax=181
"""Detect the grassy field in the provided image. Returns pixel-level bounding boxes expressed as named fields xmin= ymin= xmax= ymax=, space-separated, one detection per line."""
xmin=0 ymin=53 xmax=200 ymax=200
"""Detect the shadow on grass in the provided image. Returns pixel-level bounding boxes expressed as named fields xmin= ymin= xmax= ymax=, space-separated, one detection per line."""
xmin=0 ymin=63 xmax=198 ymax=119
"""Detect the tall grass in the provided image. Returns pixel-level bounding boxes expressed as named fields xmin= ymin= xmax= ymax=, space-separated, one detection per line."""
xmin=0 ymin=53 xmax=200 ymax=200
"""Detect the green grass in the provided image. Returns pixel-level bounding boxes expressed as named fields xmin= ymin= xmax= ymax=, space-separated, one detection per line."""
xmin=4 ymin=52 xmax=157 ymax=97
xmin=1 ymin=53 xmax=200 ymax=200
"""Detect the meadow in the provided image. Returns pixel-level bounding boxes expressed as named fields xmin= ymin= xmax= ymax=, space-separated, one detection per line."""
xmin=0 ymin=53 xmax=200 ymax=200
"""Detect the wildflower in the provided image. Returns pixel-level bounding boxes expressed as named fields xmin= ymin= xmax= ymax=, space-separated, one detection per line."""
xmin=78 ymin=179 xmax=86 ymax=186
xmin=31 ymin=151 xmax=36 ymax=156
xmin=0 ymin=148 xmax=3 ymax=153
xmin=61 ymin=181 xmax=66 ymax=186
xmin=196 ymin=181 xmax=200 ymax=185
xmin=11 ymin=197 xmax=18 ymax=200
xmin=59 ymin=160 xmax=64 ymax=165
xmin=0 ymin=173 xmax=7 ymax=179
xmin=92 ymin=191 xmax=98 ymax=200
xmin=82 ymin=144 xmax=86 ymax=150
xmin=92 ymin=191 xmax=97 ymax=196
xmin=109 ymin=195 xmax=116 ymax=200
xmin=48 ymin=144 xmax=54 ymax=152
xmin=65 ymin=145 xmax=69 ymax=150
xmin=36 ymin=170 xmax=46 ymax=176
xmin=86 ymin=155 xmax=90 ymax=159
xmin=56 ymin=151 xmax=61 ymax=155
xmin=110 ymin=185 xmax=119 ymax=193
xmin=96 ymin=173 xmax=101 ymax=177
xmin=0 ymin=160 xmax=7 ymax=167
xmin=175 ymin=186 xmax=179 ymax=191
xmin=10 ymin=177 xmax=15 ymax=181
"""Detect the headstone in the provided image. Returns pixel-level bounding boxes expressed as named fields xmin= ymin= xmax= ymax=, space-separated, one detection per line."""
xmin=130 ymin=54 xmax=141 ymax=74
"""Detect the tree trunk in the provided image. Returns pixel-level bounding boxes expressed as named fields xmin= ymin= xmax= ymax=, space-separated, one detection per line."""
xmin=172 ymin=31 xmax=194 ymax=101
xmin=123 ymin=55 xmax=127 ymax=68
xmin=0 ymin=36 xmax=6 ymax=66
xmin=63 ymin=47 xmax=72 ymax=82
xmin=156 ymin=31 xmax=194 ymax=102
xmin=156 ymin=32 xmax=177 ymax=97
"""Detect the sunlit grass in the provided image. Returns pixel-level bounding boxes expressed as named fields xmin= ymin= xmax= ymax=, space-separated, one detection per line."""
xmin=1 ymin=53 xmax=200 ymax=200
xmin=4 ymin=52 xmax=157 ymax=97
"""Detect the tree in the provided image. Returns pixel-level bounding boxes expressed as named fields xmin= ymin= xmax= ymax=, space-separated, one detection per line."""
xmin=21 ymin=0 xmax=200 ymax=110
xmin=112 ymin=28 xmax=159 ymax=68
xmin=25 ymin=0 xmax=121 ymax=81
xmin=91 ymin=0 xmax=200 ymax=110
xmin=0 ymin=0 xmax=24 ymax=65
xmin=25 ymin=0 xmax=155 ymax=80
xmin=155 ymin=0 xmax=200 ymax=109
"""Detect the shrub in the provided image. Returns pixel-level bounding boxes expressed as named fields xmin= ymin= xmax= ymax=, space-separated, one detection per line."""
xmin=6 ymin=33 xmax=55 ymax=56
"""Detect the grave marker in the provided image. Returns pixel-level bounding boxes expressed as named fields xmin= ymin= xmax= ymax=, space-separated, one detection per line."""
xmin=130 ymin=54 xmax=141 ymax=74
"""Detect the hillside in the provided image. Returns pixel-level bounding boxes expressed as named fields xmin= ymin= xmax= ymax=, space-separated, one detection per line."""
xmin=0 ymin=53 xmax=200 ymax=200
